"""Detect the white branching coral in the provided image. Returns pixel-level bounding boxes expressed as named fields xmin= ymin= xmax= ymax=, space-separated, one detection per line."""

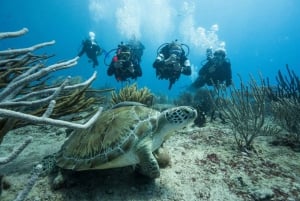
xmin=0 ymin=28 xmax=103 ymax=136
xmin=0 ymin=28 xmax=103 ymax=200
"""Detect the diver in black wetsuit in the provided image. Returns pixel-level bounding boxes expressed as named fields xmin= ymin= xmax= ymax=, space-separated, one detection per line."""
xmin=78 ymin=32 xmax=102 ymax=68
xmin=153 ymin=40 xmax=191 ymax=90
xmin=107 ymin=42 xmax=143 ymax=82
xmin=190 ymin=48 xmax=232 ymax=88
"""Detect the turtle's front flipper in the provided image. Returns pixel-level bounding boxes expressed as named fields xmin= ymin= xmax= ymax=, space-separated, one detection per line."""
xmin=52 ymin=170 xmax=66 ymax=190
xmin=136 ymin=139 xmax=160 ymax=179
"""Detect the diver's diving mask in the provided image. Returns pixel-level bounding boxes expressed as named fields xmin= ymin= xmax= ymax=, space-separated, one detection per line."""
xmin=169 ymin=48 xmax=182 ymax=57
xmin=119 ymin=51 xmax=131 ymax=61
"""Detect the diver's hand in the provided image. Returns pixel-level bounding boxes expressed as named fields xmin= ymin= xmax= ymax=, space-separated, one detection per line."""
xmin=165 ymin=54 xmax=177 ymax=65
xmin=129 ymin=66 xmax=134 ymax=73
xmin=173 ymin=63 xmax=182 ymax=72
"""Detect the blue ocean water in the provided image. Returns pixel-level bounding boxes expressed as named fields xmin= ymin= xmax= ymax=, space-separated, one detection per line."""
xmin=1 ymin=0 xmax=300 ymax=98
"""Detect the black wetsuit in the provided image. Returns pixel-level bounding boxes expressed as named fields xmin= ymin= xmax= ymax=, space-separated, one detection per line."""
xmin=78 ymin=39 xmax=101 ymax=68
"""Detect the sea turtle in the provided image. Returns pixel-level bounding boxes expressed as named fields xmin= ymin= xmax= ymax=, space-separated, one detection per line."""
xmin=55 ymin=102 xmax=197 ymax=180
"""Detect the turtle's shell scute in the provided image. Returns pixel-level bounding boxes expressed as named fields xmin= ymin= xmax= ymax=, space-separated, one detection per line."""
xmin=56 ymin=105 xmax=160 ymax=170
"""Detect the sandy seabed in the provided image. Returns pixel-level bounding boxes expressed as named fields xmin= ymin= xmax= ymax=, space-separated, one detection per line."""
xmin=1 ymin=120 xmax=300 ymax=201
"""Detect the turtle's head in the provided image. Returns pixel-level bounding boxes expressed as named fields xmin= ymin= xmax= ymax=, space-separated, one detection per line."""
xmin=152 ymin=106 xmax=197 ymax=151
xmin=157 ymin=106 xmax=197 ymax=137
xmin=163 ymin=106 xmax=197 ymax=127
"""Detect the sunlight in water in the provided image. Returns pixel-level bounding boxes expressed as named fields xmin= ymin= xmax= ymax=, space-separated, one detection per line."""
xmin=115 ymin=0 xmax=142 ymax=39
xmin=88 ymin=0 xmax=226 ymax=49
xmin=178 ymin=2 xmax=225 ymax=53
xmin=88 ymin=0 xmax=111 ymax=22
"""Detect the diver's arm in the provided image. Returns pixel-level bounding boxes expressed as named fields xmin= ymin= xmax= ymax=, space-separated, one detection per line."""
xmin=199 ymin=61 xmax=210 ymax=76
xmin=78 ymin=40 xmax=88 ymax=57
xmin=96 ymin=45 xmax=102 ymax=56
xmin=182 ymin=66 xmax=191 ymax=75
xmin=153 ymin=53 xmax=165 ymax=68
xmin=78 ymin=47 xmax=85 ymax=57
xmin=191 ymin=76 xmax=206 ymax=88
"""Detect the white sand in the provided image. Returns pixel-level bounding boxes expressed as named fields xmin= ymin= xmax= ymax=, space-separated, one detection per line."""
xmin=1 ymin=121 xmax=300 ymax=201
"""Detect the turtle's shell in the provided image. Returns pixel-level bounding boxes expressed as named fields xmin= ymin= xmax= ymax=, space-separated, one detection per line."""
xmin=56 ymin=105 xmax=161 ymax=170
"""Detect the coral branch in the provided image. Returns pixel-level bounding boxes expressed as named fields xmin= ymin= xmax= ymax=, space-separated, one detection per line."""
xmin=43 ymin=100 xmax=56 ymax=118
xmin=0 ymin=77 xmax=70 ymax=107
xmin=8 ymin=71 xmax=97 ymax=104
xmin=0 ymin=28 xmax=108 ymax=201
xmin=0 ymin=57 xmax=78 ymax=102
xmin=215 ymin=74 xmax=266 ymax=151
xmin=267 ymin=65 xmax=300 ymax=144
xmin=0 ymin=106 xmax=103 ymax=130
xmin=13 ymin=164 xmax=43 ymax=201
xmin=0 ymin=28 xmax=106 ymax=142
xmin=0 ymin=137 xmax=32 ymax=165
xmin=0 ymin=41 xmax=55 ymax=56
xmin=63 ymin=70 xmax=97 ymax=90
xmin=0 ymin=28 xmax=28 ymax=39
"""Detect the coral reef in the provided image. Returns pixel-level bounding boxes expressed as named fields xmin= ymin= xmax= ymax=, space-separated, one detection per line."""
xmin=215 ymin=75 xmax=266 ymax=152
xmin=267 ymin=65 xmax=300 ymax=150
xmin=0 ymin=28 xmax=104 ymax=200
xmin=0 ymin=137 xmax=32 ymax=165
xmin=0 ymin=28 xmax=105 ymax=143
xmin=110 ymin=83 xmax=154 ymax=106
xmin=14 ymin=164 xmax=43 ymax=201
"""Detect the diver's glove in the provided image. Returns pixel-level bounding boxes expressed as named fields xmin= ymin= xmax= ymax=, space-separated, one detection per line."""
xmin=155 ymin=54 xmax=164 ymax=63
xmin=173 ymin=63 xmax=182 ymax=72
xmin=128 ymin=63 xmax=135 ymax=73
xmin=96 ymin=49 xmax=102 ymax=56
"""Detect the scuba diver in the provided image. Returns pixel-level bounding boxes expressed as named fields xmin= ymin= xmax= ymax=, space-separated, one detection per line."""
xmin=153 ymin=40 xmax=191 ymax=90
xmin=106 ymin=41 xmax=143 ymax=82
xmin=78 ymin=32 xmax=102 ymax=68
xmin=190 ymin=48 xmax=232 ymax=88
